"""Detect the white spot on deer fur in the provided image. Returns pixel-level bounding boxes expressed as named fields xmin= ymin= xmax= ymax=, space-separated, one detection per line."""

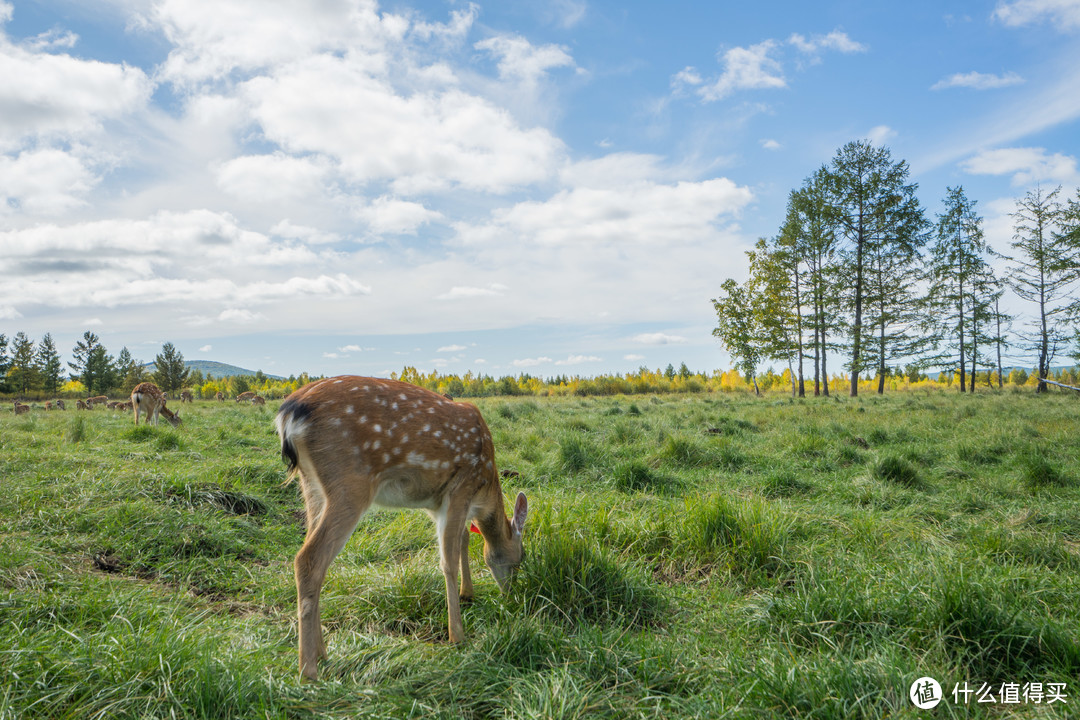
xmin=392 ymin=402 xmax=398 ymax=410
xmin=401 ymin=434 xmax=409 ymax=443
xmin=351 ymin=386 xmax=359 ymax=391
xmin=383 ymin=453 xmax=390 ymax=463
xmin=392 ymin=447 xmax=401 ymax=455
xmin=373 ymin=424 xmax=382 ymax=433
xmin=441 ymin=460 xmax=451 ymax=469
xmin=423 ymin=424 xmax=431 ymax=433
xmin=363 ymin=441 xmax=371 ymax=450
xmin=345 ymin=406 xmax=354 ymax=414
xmin=333 ymin=379 xmax=343 ymax=384
xmin=331 ymin=418 xmax=342 ymax=427
xmin=372 ymin=440 xmax=381 ymax=450
xmin=399 ymin=393 xmax=408 ymax=401
xmin=358 ymin=415 xmax=367 ymax=424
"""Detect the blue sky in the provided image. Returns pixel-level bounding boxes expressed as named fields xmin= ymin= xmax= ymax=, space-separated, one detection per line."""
xmin=1 ymin=0 xmax=1078 ymax=379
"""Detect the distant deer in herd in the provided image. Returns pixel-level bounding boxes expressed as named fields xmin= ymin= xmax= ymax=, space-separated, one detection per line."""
xmin=13 ymin=402 xmax=29 ymax=415
xmin=44 ymin=401 xmax=54 ymax=411
xmin=216 ymin=391 xmax=225 ymax=402
xmin=87 ymin=395 xmax=109 ymax=408
xmin=131 ymin=382 xmax=182 ymax=427
xmin=236 ymin=391 xmax=257 ymax=403
xmin=251 ymin=395 xmax=266 ymax=405
xmin=180 ymin=391 xmax=193 ymax=403
xmin=55 ymin=400 xmax=65 ymax=410
xmin=75 ymin=400 xmax=87 ymax=410
xmin=276 ymin=376 xmax=528 ymax=681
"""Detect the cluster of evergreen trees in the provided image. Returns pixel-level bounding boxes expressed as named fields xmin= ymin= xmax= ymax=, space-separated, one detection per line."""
xmin=713 ymin=140 xmax=1080 ymax=396
xmin=0 ymin=331 xmax=190 ymax=397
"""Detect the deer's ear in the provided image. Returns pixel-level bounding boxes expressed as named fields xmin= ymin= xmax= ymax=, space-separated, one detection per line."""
xmin=511 ymin=492 xmax=528 ymax=536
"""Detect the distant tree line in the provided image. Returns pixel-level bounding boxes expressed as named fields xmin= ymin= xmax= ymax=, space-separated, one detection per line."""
xmin=0 ymin=332 xmax=302 ymax=399
xmin=713 ymin=140 xmax=1080 ymax=396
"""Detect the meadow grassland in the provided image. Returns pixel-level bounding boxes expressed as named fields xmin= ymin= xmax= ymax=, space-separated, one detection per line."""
xmin=1 ymin=391 xmax=1078 ymax=719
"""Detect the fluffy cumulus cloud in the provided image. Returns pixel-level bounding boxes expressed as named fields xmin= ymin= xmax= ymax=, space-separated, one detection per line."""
xmin=475 ymin=34 xmax=576 ymax=85
xmin=0 ymin=0 xmax=759 ymax=351
xmin=674 ymin=29 xmax=865 ymax=102
xmin=961 ymin=147 xmax=1079 ymax=185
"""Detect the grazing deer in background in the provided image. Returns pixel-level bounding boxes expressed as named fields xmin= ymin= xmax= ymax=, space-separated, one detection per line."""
xmin=216 ymin=391 xmax=225 ymax=402
xmin=55 ymin=400 xmax=66 ymax=410
xmin=13 ymin=402 xmax=29 ymax=415
xmin=276 ymin=376 xmax=529 ymax=682
xmin=236 ymin=391 xmax=257 ymax=403
xmin=45 ymin=401 xmax=53 ymax=411
xmin=131 ymin=382 xmax=182 ymax=427
xmin=76 ymin=400 xmax=87 ymax=410
xmin=87 ymin=395 xmax=108 ymax=408
xmin=251 ymin=395 xmax=266 ymax=406
xmin=180 ymin=391 xmax=193 ymax=403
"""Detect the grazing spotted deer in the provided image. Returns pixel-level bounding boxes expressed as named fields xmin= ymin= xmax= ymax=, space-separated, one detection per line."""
xmin=87 ymin=395 xmax=109 ymax=408
xmin=236 ymin=391 xmax=257 ymax=403
xmin=216 ymin=391 xmax=225 ymax=402
xmin=45 ymin=401 xmax=54 ymax=411
xmin=276 ymin=376 xmax=529 ymax=681
xmin=76 ymin=400 xmax=87 ymax=410
xmin=131 ymin=382 xmax=182 ymax=427
xmin=180 ymin=391 xmax=193 ymax=403
xmin=251 ymin=395 xmax=266 ymax=406
xmin=55 ymin=400 xmax=66 ymax=410
xmin=13 ymin=402 xmax=29 ymax=415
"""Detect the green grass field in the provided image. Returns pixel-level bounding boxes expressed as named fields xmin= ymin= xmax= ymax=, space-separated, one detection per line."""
xmin=2 ymin=391 xmax=1078 ymax=718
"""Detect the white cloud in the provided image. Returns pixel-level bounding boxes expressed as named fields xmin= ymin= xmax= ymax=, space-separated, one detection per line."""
xmin=355 ymin=195 xmax=443 ymax=235
xmin=437 ymin=344 xmax=468 ymax=352
xmin=760 ymin=139 xmax=782 ymax=150
xmin=931 ymin=71 xmax=1025 ymax=90
xmin=555 ymin=354 xmax=602 ymax=365
xmin=218 ymin=308 xmax=264 ymax=323
xmin=0 ymin=148 xmax=98 ymax=215
xmin=339 ymin=344 xmax=364 ymax=353
xmin=0 ymin=35 xmax=152 ymax=143
xmin=474 ymin=34 xmax=576 ymax=86
xmin=624 ymin=354 xmax=646 ymax=361
xmin=199 ymin=344 xmax=212 ymax=352
xmin=243 ymin=54 xmax=565 ymax=194
xmin=410 ymin=3 xmax=478 ymax=43
xmin=461 ymin=176 xmax=753 ymax=247
xmin=215 ymin=153 xmax=330 ymax=203
xmin=634 ymin=332 xmax=687 ymax=345
xmin=866 ymin=125 xmax=897 ymax=145
xmin=788 ymin=30 xmax=867 ymax=56
xmin=961 ymin=147 xmax=1079 ymax=185
xmin=512 ymin=356 xmax=552 ymax=367
xmin=436 ymin=284 xmax=508 ymax=300
xmin=993 ymin=0 xmax=1080 ymax=30
xmin=1 ymin=305 xmax=23 ymax=319
xmin=698 ymin=41 xmax=786 ymax=102
xmin=25 ymin=28 xmax=79 ymax=51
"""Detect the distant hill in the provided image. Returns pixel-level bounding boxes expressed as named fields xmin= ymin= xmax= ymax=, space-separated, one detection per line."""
xmin=143 ymin=360 xmax=284 ymax=380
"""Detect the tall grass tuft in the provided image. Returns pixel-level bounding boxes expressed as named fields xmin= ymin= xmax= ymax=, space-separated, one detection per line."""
xmin=66 ymin=415 xmax=88 ymax=443
xmin=677 ymin=494 xmax=794 ymax=577
xmin=1019 ymin=449 xmax=1073 ymax=490
xmin=558 ymin=434 xmax=601 ymax=474
xmin=513 ymin=526 xmax=666 ymax=628
xmin=870 ymin=454 xmax=922 ymax=488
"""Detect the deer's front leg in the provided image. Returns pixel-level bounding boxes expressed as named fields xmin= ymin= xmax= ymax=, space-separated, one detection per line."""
xmin=438 ymin=504 xmax=469 ymax=644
